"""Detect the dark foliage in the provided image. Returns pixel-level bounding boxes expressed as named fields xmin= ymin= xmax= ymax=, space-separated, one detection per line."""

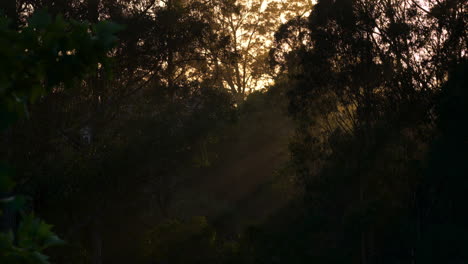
xmin=1 ymin=0 xmax=467 ymax=263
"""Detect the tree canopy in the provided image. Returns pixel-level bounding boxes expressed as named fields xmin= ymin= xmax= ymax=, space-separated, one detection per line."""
xmin=1 ymin=0 xmax=467 ymax=263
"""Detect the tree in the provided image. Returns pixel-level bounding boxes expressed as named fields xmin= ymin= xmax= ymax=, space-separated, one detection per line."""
xmin=209 ymin=0 xmax=313 ymax=101
xmin=272 ymin=0 xmax=467 ymax=262
xmin=420 ymin=60 xmax=468 ymax=263
xmin=0 ymin=10 xmax=120 ymax=263
xmin=1 ymin=2 xmax=240 ymax=262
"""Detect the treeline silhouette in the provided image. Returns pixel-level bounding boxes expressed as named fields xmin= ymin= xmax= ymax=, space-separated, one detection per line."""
xmin=0 ymin=0 xmax=467 ymax=263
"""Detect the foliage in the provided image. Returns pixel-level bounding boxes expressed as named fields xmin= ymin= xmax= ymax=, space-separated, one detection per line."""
xmin=0 ymin=9 xmax=120 ymax=264
xmin=210 ymin=0 xmax=313 ymax=99
xmin=270 ymin=0 xmax=468 ymax=263
xmin=1 ymin=0 xmax=467 ymax=263
xmin=0 ymin=10 xmax=121 ymax=128
xmin=0 ymin=213 xmax=64 ymax=264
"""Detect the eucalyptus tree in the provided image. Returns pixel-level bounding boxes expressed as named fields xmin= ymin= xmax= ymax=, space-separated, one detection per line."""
xmin=195 ymin=0 xmax=314 ymax=102
xmin=273 ymin=0 xmax=467 ymax=262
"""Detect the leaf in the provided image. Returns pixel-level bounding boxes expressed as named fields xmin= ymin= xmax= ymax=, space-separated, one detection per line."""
xmin=16 ymin=213 xmax=64 ymax=252
xmin=42 ymin=234 xmax=65 ymax=249
xmin=31 ymin=251 xmax=50 ymax=264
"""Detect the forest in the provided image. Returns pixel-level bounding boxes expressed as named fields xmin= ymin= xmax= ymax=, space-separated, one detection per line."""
xmin=0 ymin=0 xmax=467 ymax=263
